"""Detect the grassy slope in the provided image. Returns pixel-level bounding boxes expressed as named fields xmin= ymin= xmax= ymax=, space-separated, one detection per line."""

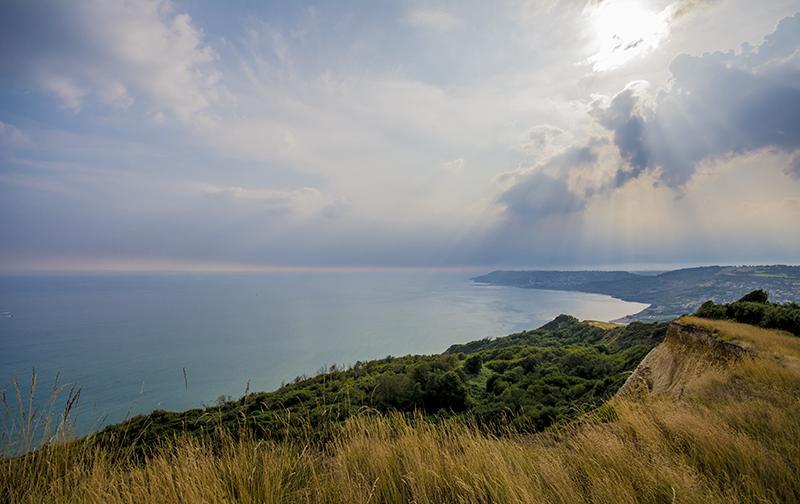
xmin=3 ymin=317 xmax=799 ymax=502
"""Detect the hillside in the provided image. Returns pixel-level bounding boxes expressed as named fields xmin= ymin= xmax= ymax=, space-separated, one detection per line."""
xmin=91 ymin=317 xmax=667 ymax=450
xmin=3 ymin=316 xmax=798 ymax=502
xmin=473 ymin=265 xmax=800 ymax=321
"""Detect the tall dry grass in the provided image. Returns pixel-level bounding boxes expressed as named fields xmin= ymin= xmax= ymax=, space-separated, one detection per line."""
xmin=3 ymin=319 xmax=799 ymax=503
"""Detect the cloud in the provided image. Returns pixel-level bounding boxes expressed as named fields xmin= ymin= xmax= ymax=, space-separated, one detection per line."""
xmin=37 ymin=74 xmax=86 ymax=112
xmin=406 ymin=8 xmax=463 ymax=32
xmin=476 ymin=148 xmax=800 ymax=268
xmin=497 ymin=170 xmax=583 ymax=219
xmin=496 ymin=143 xmax=603 ymax=219
xmin=193 ymin=183 xmax=341 ymax=218
xmin=523 ymin=125 xmax=568 ymax=158
xmin=99 ymin=80 xmax=134 ymax=109
xmin=670 ymin=0 xmax=720 ymax=20
xmin=0 ymin=0 xmax=221 ymax=124
xmin=491 ymin=12 xmax=800 ymax=240
xmin=589 ymin=80 xmax=652 ymax=184
xmin=1 ymin=2 xmax=799 ymax=270
xmin=787 ymin=153 xmax=800 ymax=180
xmin=592 ymin=13 xmax=800 ymax=187
xmin=0 ymin=121 xmax=26 ymax=148
xmin=441 ymin=158 xmax=465 ymax=172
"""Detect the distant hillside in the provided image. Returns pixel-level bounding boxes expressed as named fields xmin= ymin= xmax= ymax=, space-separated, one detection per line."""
xmin=473 ymin=265 xmax=800 ymax=321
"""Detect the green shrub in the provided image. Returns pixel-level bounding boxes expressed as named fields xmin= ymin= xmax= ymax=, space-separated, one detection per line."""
xmin=463 ymin=354 xmax=482 ymax=375
xmin=694 ymin=291 xmax=800 ymax=336
xmin=738 ymin=289 xmax=769 ymax=303
xmin=374 ymin=373 xmax=419 ymax=410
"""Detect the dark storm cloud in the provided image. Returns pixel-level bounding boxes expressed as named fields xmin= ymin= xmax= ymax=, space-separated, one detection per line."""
xmin=497 ymin=142 xmax=604 ymax=218
xmin=498 ymin=171 xmax=582 ymax=218
xmin=593 ymin=13 xmax=800 ymax=188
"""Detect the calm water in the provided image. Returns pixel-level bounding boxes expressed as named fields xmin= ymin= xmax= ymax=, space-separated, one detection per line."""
xmin=0 ymin=272 xmax=647 ymax=434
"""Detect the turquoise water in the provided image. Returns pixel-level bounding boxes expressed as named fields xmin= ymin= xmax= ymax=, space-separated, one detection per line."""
xmin=0 ymin=272 xmax=647 ymax=434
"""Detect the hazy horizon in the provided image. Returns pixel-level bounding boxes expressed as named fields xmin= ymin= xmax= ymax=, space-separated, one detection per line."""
xmin=2 ymin=1 xmax=799 ymax=271
xmin=1 ymin=261 xmax=798 ymax=276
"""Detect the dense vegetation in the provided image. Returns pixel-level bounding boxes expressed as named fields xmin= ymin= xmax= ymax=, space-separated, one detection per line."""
xmin=475 ymin=265 xmax=800 ymax=321
xmin=695 ymin=289 xmax=800 ymax=336
xmin=94 ymin=316 xmax=666 ymax=450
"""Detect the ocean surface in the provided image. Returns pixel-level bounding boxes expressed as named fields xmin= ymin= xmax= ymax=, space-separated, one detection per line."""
xmin=0 ymin=272 xmax=648 ymax=435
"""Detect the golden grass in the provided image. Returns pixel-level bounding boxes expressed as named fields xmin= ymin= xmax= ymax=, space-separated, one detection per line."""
xmin=583 ymin=320 xmax=623 ymax=330
xmin=680 ymin=315 xmax=800 ymax=359
xmin=3 ymin=320 xmax=800 ymax=503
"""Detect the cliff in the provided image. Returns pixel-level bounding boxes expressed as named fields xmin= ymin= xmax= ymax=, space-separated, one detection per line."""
xmin=616 ymin=319 xmax=752 ymax=398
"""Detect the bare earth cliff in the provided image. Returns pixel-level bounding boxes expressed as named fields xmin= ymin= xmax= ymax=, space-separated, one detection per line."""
xmin=617 ymin=319 xmax=752 ymax=399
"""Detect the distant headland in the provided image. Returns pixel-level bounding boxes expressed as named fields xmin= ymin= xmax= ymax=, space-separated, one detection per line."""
xmin=472 ymin=265 xmax=800 ymax=322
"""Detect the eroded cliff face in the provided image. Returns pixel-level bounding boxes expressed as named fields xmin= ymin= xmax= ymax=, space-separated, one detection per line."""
xmin=617 ymin=320 xmax=751 ymax=399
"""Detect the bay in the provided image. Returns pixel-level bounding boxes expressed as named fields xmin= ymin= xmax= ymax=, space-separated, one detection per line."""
xmin=0 ymin=272 xmax=648 ymax=435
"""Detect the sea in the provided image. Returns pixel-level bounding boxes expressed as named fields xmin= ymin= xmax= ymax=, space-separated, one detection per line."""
xmin=0 ymin=272 xmax=648 ymax=435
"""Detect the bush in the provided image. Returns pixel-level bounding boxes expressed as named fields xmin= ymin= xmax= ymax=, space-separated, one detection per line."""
xmin=696 ymin=300 xmax=727 ymax=319
xmin=464 ymin=355 xmax=482 ymax=375
xmin=727 ymin=302 xmax=767 ymax=325
xmin=373 ymin=373 xmax=419 ymax=410
xmin=415 ymin=368 xmax=468 ymax=412
xmin=738 ymin=289 xmax=769 ymax=303
xmin=694 ymin=292 xmax=800 ymax=336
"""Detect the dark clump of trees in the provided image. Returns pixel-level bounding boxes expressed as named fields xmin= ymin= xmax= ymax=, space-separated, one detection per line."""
xmin=373 ymin=360 xmax=468 ymax=412
xmin=695 ymin=290 xmax=800 ymax=336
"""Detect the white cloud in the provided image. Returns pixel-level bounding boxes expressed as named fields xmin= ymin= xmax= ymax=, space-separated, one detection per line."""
xmin=100 ymin=7 xmax=222 ymax=124
xmin=37 ymin=74 xmax=86 ymax=112
xmin=0 ymin=121 xmax=27 ymax=148
xmin=406 ymin=8 xmax=463 ymax=32
xmin=5 ymin=0 xmax=222 ymax=124
xmin=99 ymin=80 xmax=134 ymax=109
xmin=523 ymin=125 xmax=569 ymax=159
xmin=787 ymin=152 xmax=800 ymax=179
xmin=193 ymin=182 xmax=346 ymax=220
xmin=441 ymin=158 xmax=464 ymax=172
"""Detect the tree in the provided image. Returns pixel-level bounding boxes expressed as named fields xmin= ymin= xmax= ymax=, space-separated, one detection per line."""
xmin=414 ymin=367 xmax=468 ymax=412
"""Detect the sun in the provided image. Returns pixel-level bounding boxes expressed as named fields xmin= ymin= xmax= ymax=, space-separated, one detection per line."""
xmin=587 ymin=0 xmax=671 ymax=71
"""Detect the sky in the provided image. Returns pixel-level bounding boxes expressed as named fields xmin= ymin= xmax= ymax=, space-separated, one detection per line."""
xmin=0 ymin=0 xmax=799 ymax=272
